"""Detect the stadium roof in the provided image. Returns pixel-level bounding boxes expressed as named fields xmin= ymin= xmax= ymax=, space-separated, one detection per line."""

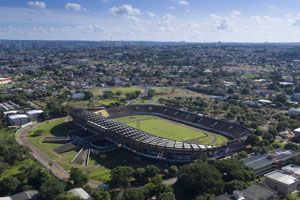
xmin=242 ymin=148 xmax=300 ymax=170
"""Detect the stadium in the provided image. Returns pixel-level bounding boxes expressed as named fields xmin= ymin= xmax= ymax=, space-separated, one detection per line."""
xmin=70 ymin=104 xmax=252 ymax=162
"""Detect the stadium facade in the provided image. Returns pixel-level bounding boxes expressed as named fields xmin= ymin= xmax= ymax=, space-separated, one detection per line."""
xmin=70 ymin=105 xmax=252 ymax=162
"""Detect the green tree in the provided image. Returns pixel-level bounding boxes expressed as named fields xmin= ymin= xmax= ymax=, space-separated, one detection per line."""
xmin=0 ymin=176 xmax=20 ymax=195
xmin=69 ymin=167 xmax=88 ymax=187
xmin=245 ymin=135 xmax=260 ymax=146
xmin=110 ymin=166 xmax=134 ymax=188
xmin=145 ymin=165 xmax=160 ymax=179
xmin=84 ymin=91 xmax=94 ymax=100
xmin=134 ymin=168 xmax=145 ymax=183
xmin=123 ymin=188 xmax=144 ymax=200
xmin=39 ymin=177 xmax=66 ymax=200
xmin=174 ymin=162 xmax=225 ymax=200
xmin=284 ymin=143 xmax=300 ymax=152
xmin=168 ymin=166 xmax=179 ymax=178
xmin=157 ymin=191 xmax=176 ymax=200
xmin=225 ymin=180 xmax=245 ymax=194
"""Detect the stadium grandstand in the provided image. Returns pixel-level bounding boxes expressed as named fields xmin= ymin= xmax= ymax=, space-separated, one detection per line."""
xmin=70 ymin=105 xmax=252 ymax=162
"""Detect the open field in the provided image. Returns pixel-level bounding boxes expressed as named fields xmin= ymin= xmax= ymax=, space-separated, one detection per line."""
xmin=89 ymin=86 xmax=144 ymax=96
xmin=150 ymin=87 xmax=203 ymax=100
xmin=115 ymin=115 xmax=219 ymax=144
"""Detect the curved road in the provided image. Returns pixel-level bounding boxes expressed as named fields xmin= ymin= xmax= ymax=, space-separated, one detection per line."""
xmin=15 ymin=119 xmax=101 ymax=189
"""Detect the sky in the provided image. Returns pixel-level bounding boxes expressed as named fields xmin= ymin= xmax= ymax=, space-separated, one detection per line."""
xmin=0 ymin=0 xmax=300 ymax=42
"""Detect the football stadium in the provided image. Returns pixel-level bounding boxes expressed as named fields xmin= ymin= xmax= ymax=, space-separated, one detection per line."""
xmin=70 ymin=105 xmax=252 ymax=162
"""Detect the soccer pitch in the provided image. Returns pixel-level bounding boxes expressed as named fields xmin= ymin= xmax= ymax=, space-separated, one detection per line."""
xmin=115 ymin=115 xmax=211 ymax=142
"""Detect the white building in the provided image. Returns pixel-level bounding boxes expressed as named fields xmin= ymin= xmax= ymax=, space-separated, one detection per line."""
xmin=264 ymin=170 xmax=298 ymax=194
xmin=8 ymin=114 xmax=29 ymax=126
xmin=26 ymin=110 xmax=43 ymax=121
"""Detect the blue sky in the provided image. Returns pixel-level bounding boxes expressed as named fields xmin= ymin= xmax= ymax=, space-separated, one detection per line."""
xmin=0 ymin=0 xmax=300 ymax=42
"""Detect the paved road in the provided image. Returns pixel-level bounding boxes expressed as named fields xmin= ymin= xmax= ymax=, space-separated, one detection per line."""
xmin=15 ymin=119 xmax=101 ymax=189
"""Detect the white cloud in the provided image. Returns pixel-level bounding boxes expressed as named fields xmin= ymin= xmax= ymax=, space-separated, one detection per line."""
xmin=210 ymin=14 xmax=233 ymax=30
xmin=157 ymin=14 xmax=176 ymax=28
xmin=110 ymin=5 xmax=141 ymax=16
xmin=76 ymin=25 xmax=104 ymax=33
xmin=125 ymin=16 xmax=141 ymax=22
xmin=65 ymin=3 xmax=86 ymax=12
xmin=168 ymin=6 xmax=175 ymax=10
xmin=178 ymin=1 xmax=189 ymax=5
xmin=27 ymin=1 xmax=46 ymax=9
xmin=147 ymin=12 xmax=156 ymax=17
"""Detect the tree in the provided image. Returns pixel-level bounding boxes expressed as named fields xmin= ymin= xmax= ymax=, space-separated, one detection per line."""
xmin=145 ymin=165 xmax=160 ymax=179
xmin=84 ymin=91 xmax=93 ymax=100
xmin=123 ymin=188 xmax=144 ymax=200
xmin=110 ymin=166 xmax=134 ymax=188
xmin=0 ymin=176 xmax=20 ymax=195
xmin=157 ymin=191 xmax=176 ymax=200
xmin=90 ymin=190 xmax=110 ymax=200
xmin=245 ymin=135 xmax=260 ymax=146
xmin=225 ymin=180 xmax=245 ymax=194
xmin=237 ymin=151 xmax=248 ymax=159
xmin=147 ymin=89 xmax=156 ymax=99
xmin=262 ymin=133 xmax=275 ymax=143
xmin=134 ymin=168 xmax=145 ymax=183
xmin=69 ymin=167 xmax=88 ymax=187
xmin=284 ymin=143 xmax=300 ymax=152
xmin=168 ymin=166 xmax=179 ymax=178
xmin=39 ymin=177 xmax=66 ymax=200
xmin=174 ymin=162 xmax=225 ymax=200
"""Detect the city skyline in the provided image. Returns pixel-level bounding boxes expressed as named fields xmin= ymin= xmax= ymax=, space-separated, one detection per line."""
xmin=0 ymin=0 xmax=300 ymax=42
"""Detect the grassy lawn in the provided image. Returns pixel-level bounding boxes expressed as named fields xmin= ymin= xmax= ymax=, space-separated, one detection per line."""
xmin=28 ymin=119 xmax=67 ymax=137
xmin=115 ymin=115 xmax=206 ymax=141
xmin=0 ymin=128 xmax=17 ymax=139
xmin=61 ymin=151 xmax=78 ymax=163
xmin=27 ymin=119 xmax=69 ymax=160
xmin=90 ymin=86 xmax=144 ymax=97
xmin=86 ymin=165 xmax=111 ymax=182
xmin=28 ymin=136 xmax=58 ymax=160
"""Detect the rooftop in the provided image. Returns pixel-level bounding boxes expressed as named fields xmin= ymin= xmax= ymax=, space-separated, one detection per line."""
xmin=26 ymin=110 xmax=43 ymax=115
xmin=242 ymin=148 xmax=300 ymax=170
xmin=70 ymin=188 xmax=93 ymax=200
xmin=282 ymin=164 xmax=300 ymax=176
xmin=265 ymin=170 xmax=298 ymax=185
xmin=8 ymin=114 xmax=29 ymax=120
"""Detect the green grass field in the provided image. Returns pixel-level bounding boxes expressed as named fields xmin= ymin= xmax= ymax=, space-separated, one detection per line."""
xmin=89 ymin=86 xmax=144 ymax=96
xmin=116 ymin=115 xmax=210 ymax=142
xmin=0 ymin=128 xmax=17 ymax=139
